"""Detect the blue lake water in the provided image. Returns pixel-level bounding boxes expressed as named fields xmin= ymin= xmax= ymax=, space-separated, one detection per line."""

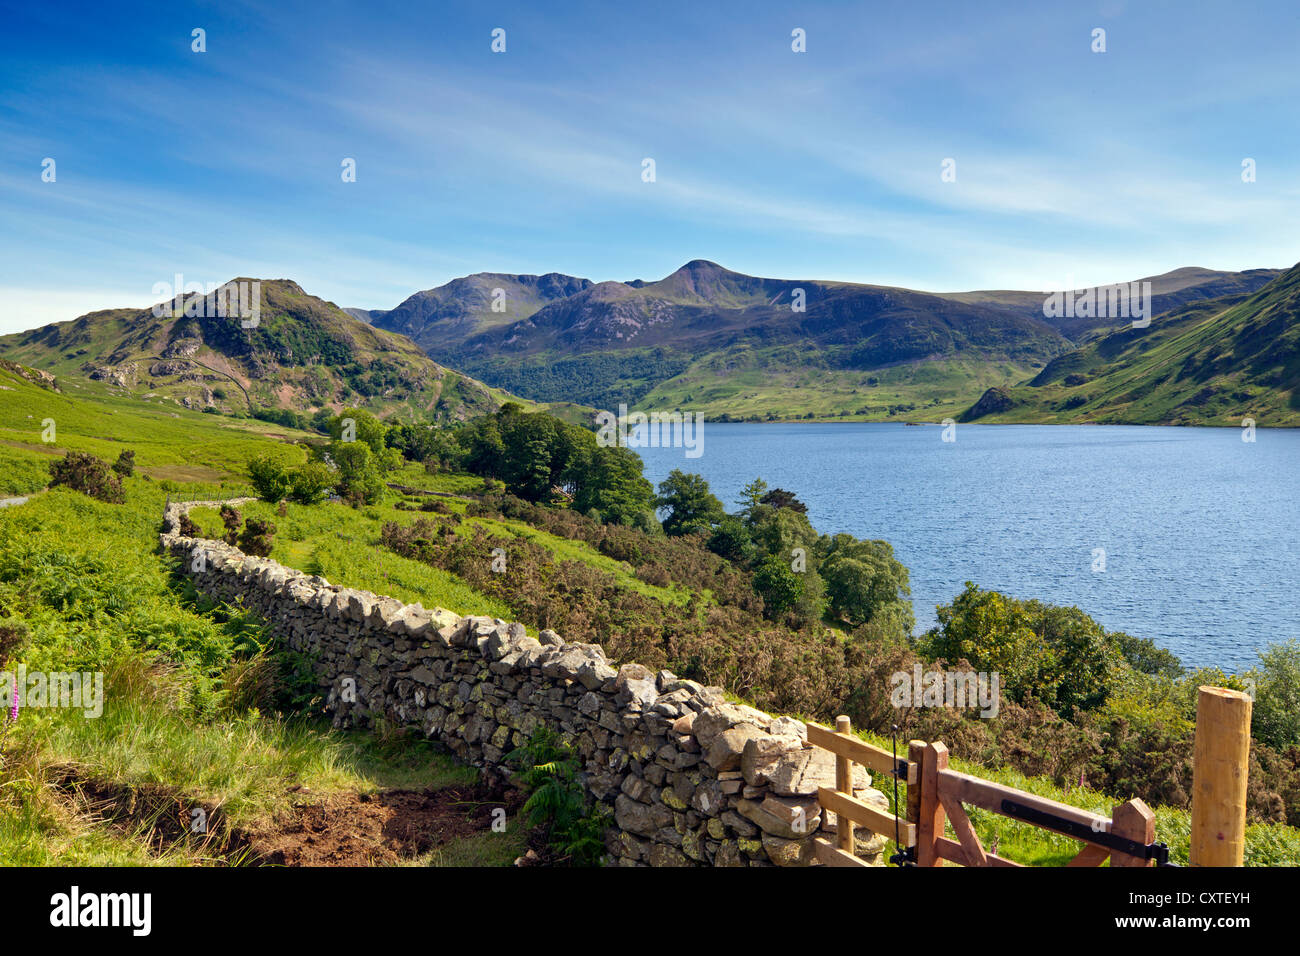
xmin=635 ymin=422 xmax=1300 ymax=673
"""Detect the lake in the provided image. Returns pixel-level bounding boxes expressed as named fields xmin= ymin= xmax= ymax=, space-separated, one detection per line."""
xmin=635 ymin=422 xmax=1300 ymax=672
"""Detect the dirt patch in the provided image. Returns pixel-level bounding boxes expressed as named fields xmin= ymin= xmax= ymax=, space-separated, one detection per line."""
xmin=55 ymin=770 xmax=252 ymax=863
xmin=246 ymin=781 xmax=524 ymax=866
xmin=0 ymin=438 xmax=63 ymax=456
xmin=54 ymin=767 xmax=525 ymax=866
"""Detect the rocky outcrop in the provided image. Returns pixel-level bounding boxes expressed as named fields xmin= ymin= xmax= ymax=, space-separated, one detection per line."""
xmin=149 ymin=359 xmax=197 ymax=377
xmin=85 ymin=361 xmax=138 ymax=389
xmin=161 ymin=337 xmax=202 ymax=358
xmin=0 ymin=358 xmax=59 ymax=392
xmin=160 ymin=500 xmax=890 ymax=867
xmin=959 ymin=386 xmax=1015 ymax=422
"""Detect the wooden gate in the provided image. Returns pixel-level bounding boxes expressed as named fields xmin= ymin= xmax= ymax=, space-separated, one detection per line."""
xmin=808 ymin=686 xmax=1251 ymax=868
xmin=909 ymin=741 xmax=1155 ymax=867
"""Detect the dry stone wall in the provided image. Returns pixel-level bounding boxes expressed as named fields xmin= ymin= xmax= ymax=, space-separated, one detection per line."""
xmin=161 ymin=499 xmax=889 ymax=866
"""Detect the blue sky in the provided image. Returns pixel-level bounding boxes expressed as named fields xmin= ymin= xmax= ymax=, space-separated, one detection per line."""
xmin=2 ymin=0 xmax=1298 ymax=334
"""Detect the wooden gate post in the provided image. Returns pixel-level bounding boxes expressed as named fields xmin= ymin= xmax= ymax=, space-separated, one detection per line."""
xmin=907 ymin=740 xmax=925 ymax=863
xmin=915 ymin=741 xmax=948 ymax=866
xmin=1110 ymin=799 xmax=1156 ymax=867
xmin=834 ymin=715 xmax=854 ymax=856
xmin=1190 ymin=686 xmax=1252 ymax=866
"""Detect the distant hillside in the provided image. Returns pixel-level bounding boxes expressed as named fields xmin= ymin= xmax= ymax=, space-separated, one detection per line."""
xmin=960 ymin=263 xmax=1300 ymax=425
xmin=428 ymin=260 xmax=1069 ymax=418
xmin=10 ymin=260 xmax=1280 ymax=429
xmin=943 ymin=266 xmax=1283 ymax=340
xmin=373 ymin=272 xmax=592 ymax=355
xmin=370 ymin=259 xmax=1280 ymax=422
xmin=342 ymin=307 xmax=385 ymax=325
xmin=0 ymin=279 xmax=512 ymax=423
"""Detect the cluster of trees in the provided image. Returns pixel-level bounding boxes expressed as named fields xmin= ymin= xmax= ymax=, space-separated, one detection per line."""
xmin=655 ymin=472 xmax=913 ymax=636
xmin=921 ymin=583 xmax=1123 ymax=718
xmin=246 ymin=408 xmax=400 ymax=506
xmin=914 ymin=583 xmax=1300 ymax=824
xmin=447 ymin=405 xmax=656 ymax=528
xmin=249 ymin=406 xmax=334 ymax=433
xmin=247 ymin=455 xmax=334 ymax=506
xmin=249 ymin=404 xmax=658 ymax=523
xmin=391 ymin=404 xmax=916 ymax=637
xmin=280 ymin=403 xmax=912 ymax=636
xmin=916 ymin=581 xmax=1300 ymax=747
xmin=457 ymin=349 xmax=691 ymax=407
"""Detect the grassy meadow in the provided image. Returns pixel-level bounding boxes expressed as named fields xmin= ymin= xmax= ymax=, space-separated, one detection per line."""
xmin=640 ymin=349 xmax=1042 ymax=422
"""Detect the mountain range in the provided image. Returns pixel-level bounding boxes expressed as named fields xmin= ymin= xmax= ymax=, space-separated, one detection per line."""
xmin=362 ymin=259 xmax=1287 ymax=423
xmin=1 ymin=260 xmax=1294 ymax=428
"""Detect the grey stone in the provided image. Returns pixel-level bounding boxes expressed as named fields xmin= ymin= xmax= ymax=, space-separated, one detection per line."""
xmin=692 ymin=703 xmax=766 ymax=750
xmin=768 ymin=746 xmax=870 ymax=796
xmin=705 ymin=724 xmax=765 ymax=772
xmin=741 ymin=733 xmax=804 ymax=786
xmin=762 ymin=833 xmax=816 ymax=867
xmin=615 ymin=794 xmax=673 ymax=836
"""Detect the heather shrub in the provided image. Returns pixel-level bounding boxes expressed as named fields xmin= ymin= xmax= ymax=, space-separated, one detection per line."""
xmin=48 ymin=451 xmax=124 ymax=503
xmin=219 ymin=504 xmax=241 ymax=545
xmin=237 ymin=517 xmax=276 ymax=557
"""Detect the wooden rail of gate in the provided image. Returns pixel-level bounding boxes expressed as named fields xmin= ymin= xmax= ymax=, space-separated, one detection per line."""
xmin=806 ymin=716 xmax=917 ymax=867
xmin=807 ymin=686 xmax=1252 ymax=868
xmin=909 ymin=741 xmax=1156 ymax=867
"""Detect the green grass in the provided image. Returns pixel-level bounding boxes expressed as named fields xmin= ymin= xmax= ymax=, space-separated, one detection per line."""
xmin=0 ymin=770 xmax=205 ymax=866
xmin=640 ymin=349 xmax=1042 ymax=422
xmin=14 ymin=670 xmax=478 ymax=828
xmin=0 ymin=362 xmax=314 ymax=482
xmin=421 ymin=826 xmax=527 ymax=866
xmin=0 ymin=478 xmax=521 ymax=865
xmin=188 ymin=498 xmax=515 ymax=620
xmin=389 ymin=463 xmax=485 ymax=496
xmin=0 ymin=444 xmax=51 ymax=495
xmin=189 ymin=479 xmax=698 ymax=617
xmin=0 ymin=389 xmax=523 ymax=865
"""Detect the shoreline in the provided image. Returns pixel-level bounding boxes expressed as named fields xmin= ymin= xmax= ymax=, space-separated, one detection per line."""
xmin=685 ymin=418 xmax=1299 ymax=429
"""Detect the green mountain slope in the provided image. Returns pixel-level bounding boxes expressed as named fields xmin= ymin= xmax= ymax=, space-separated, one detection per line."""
xmin=943 ymin=266 xmax=1282 ymax=340
xmin=0 ymin=356 xmax=317 ymax=491
xmin=0 ymin=279 xmax=515 ymax=424
xmin=433 ymin=260 xmax=1070 ymax=417
xmin=372 ymin=259 xmax=1280 ymax=421
xmin=960 ymin=263 xmax=1300 ymax=425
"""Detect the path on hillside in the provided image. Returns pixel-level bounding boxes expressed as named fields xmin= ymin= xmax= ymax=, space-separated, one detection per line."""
xmin=143 ymin=354 xmax=254 ymax=410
